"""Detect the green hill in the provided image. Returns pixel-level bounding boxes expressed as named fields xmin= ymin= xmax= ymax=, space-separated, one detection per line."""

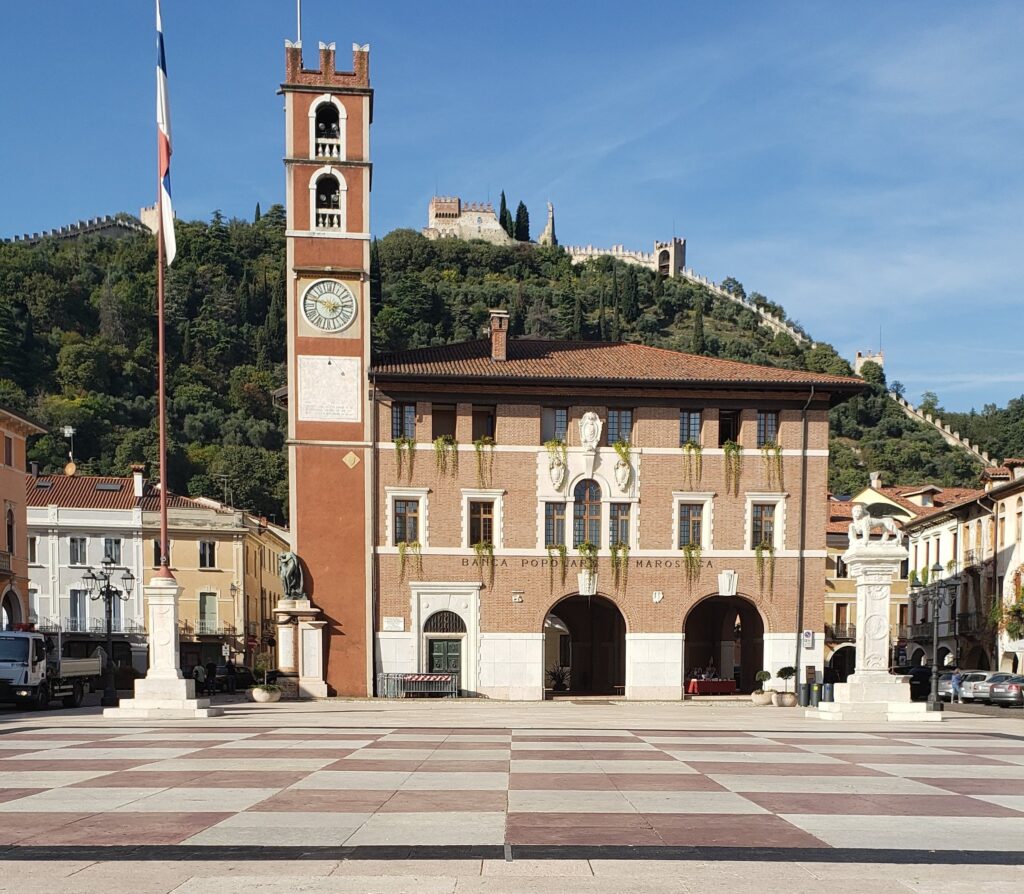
xmin=0 ymin=215 xmax=994 ymax=518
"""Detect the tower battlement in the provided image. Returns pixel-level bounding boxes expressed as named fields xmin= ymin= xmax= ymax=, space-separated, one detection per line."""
xmin=284 ymin=40 xmax=370 ymax=88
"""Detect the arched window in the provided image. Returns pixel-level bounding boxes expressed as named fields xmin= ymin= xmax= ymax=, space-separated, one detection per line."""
xmin=573 ymin=479 xmax=602 ymax=547
xmin=5 ymin=510 xmax=12 ymax=554
xmin=423 ymin=610 xmax=466 ymax=634
xmin=1016 ymin=497 xmax=1023 ymax=543
xmin=314 ymin=174 xmax=343 ymax=230
xmin=308 ymin=95 xmax=347 ymax=160
xmin=658 ymin=250 xmax=670 ymax=276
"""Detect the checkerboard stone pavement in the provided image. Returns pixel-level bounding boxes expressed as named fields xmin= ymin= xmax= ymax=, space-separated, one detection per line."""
xmin=0 ymin=700 xmax=1023 ymax=893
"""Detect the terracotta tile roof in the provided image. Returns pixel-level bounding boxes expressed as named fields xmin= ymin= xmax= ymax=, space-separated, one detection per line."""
xmin=26 ymin=475 xmax=207 ymax=511
xmin=371 ymin=339 xmax=864 ymax=391
xmin=827 ymin=498 xmax=855 ymax=534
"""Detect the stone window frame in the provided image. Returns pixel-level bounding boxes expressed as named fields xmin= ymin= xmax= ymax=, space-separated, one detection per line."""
xmin=307 ymin=165 xmax=348 ymax=231
xmin=384 ymin=487 xmax=431 ymax=548
xmin=461 ymin=488 xmax=505 ymax=550
xmin=744 ymin=492 xmax=788 ymax=552
xmin=307 ymin=93 xmax=348 ymax=161
xmin=671 ymin=492 xmax=715 ymax=551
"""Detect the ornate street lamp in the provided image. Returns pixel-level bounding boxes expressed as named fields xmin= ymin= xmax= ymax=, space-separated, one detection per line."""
xmin=83 ymin=555 xmax=135 ymax=707
xmin=909 ymin=561 xmax=960 ymax=712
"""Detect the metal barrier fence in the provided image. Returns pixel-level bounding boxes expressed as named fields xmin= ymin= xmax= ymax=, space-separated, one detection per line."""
xmin=377 ymin=672 xmax=459 ymax=698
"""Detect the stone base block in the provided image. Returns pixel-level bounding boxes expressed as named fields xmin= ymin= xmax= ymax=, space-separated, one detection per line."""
xmin=103 ymin=704 xmax=224 ymax=719
xmin=103 ymin=676 xmax=225 ymax=719
xmin=299 ymin=678 xmax=329 ymax=699
xmin=811 ymin=701 xmax=943 ymax=723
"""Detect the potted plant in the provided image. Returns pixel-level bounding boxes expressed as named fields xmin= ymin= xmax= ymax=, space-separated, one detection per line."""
xmin=250 ymin=652 xmax=282 ymax=703
xmin=577 ymin=541 xmax=598 ymax=595
xmin=773 ymin=666 xmax=797 ymax=706
xmin=751 ymin=670 xmax=773 ymax=706
xmin=546 ymin=665 xmax=570 ymax=692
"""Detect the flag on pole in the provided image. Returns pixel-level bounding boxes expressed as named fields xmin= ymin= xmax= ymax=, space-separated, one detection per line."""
xmin=156 ymin=0 xmax=176 ymax=265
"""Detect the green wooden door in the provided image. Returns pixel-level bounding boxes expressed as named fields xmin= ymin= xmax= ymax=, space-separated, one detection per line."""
xmin=429 ymin=639 xmax=461 ymax=675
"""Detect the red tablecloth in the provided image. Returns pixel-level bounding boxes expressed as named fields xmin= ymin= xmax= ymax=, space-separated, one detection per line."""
xmin=687 ymin=679 xmax=737 ymax=695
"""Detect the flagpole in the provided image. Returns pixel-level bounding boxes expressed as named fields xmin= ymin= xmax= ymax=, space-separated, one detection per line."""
xmin=156 ymin=137 xmax=170 ymax=578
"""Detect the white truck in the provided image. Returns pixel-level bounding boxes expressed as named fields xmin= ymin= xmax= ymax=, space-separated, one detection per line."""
xmin=0 ymin=630 xmax=102 ymax=710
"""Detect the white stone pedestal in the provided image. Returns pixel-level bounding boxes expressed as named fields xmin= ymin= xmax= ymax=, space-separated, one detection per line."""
xmin=104 ymin=574 xmax=224 ymax=719
xmin=275 ymin=598 xmax=328 ymax=699
xmin=813 ymin=541 xmax=940 ymax=723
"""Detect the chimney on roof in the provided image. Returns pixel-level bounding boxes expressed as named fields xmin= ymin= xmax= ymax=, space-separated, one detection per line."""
xmin=489 ymin=308 xmax=509 ymax=362
xmin=130 ymin=463 xmax=145 ymax=499
xmin=869 ymin=471 xmax=882 ymax=489
xmin=30 ymin=461 xmax=39 ymax=478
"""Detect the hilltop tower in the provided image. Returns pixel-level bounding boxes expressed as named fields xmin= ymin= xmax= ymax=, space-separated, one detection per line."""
xmin=282 ymin=38 xmax=373 ymax=696
xmin=654 ymin=237 xmax=686 ymax=277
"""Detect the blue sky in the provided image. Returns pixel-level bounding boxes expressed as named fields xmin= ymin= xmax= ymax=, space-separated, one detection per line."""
xmin=2 ymin=1 xmax=1022 ymax=412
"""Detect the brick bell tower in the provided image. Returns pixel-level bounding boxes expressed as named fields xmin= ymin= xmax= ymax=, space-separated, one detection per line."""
xmin=281 ymin=38 xmax=373 ymax=696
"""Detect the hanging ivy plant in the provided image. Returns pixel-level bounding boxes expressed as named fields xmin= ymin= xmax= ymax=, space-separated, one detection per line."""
xmin=473 ymin=540 xmax=495 ymax=587
xmin=681 ymin=441 xmax=703 ymax=489
xmin=761 ymin=441 xmax=783 ymax=490
xmin=577 ymin=540 xmax=598 ymax=574
xmin=473 ymin=435 xmax=496 ymax=487
xmin=612 ymin=439 xmax=632 ymax=466
xmin=610 ymin=542 xmax=630 ymax=592
xmin=723 ymin=441 xmax=743 ymax=496
xmin=755 ymin=541 xmax=775 ymax=598
xmin=682 ymin=542 xmax=702 ymax=593
xmin=397 ymin=540 xmax=422 ymax=581
xmin=394 ymin=437 xmax=415 ymax=482
xmin=547 ymin=543 xmax=568 ymax=593
xmin=544 ymin=438 xmax=568 ymax=490
xmin=433 ymin=435 xmax=459 ymax=478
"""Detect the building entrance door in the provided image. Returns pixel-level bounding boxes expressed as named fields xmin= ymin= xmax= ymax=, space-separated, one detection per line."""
xmin=429 ymin=638 xmax=461 ymax=679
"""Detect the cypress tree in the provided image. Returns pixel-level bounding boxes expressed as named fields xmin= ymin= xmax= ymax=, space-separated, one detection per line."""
xmin=572 ymin=291 xmax=583 ymax=340
xmin=611 ymin=270 xmax=621 ymax=340
xmin=653 ymin=272 xmax=664 ymax=301
xmin=598 ymin=286 xmax=607 ymax=340
xmin=501 ymin=207 xmax=514 ymax=237
xmin=254 ymin=202 xmax=261 ymax=222
xmin=690 ymin=297 xmax=706 ymax=355
xmin=370 ymin=237 xmax=383 ymax=307
xmin=514 ymin=201 xmax=530 ymax=242
xmin=622 ymin=266 xmax=639 ymax=321
xmin=498 ymin=191 xmax=508 ymax=233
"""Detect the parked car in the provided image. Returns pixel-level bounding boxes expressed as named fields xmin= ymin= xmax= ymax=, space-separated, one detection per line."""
xmin=970 ymin=673 xmax=1015 ymax=704
xmin=937 ymin=672 xmax=953 ymax=701
xmin=959 ymin=671 xmax=993 ymax=702
xmin=988 ymin=675 xmax=1024 ymax=708
xmin=212 ymin=664 xmax=257 ymax=693
xmin=891 ymin=665 xmax=933 ymax=701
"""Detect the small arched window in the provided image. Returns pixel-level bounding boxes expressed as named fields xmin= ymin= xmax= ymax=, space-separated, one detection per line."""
xmin=1016 ymin=497 xmax=1023 ymax=543
xmin=658 ymin=249 xmax=670 ymax=276
xmin=315 ymin=175 xmax=342 ymax=229
xmin=5 ymin=509 xmax=12 ymax=554
xmin=573 ymin=479 xmax=602 ymax=547
xmin=423 ymin=610 xmax=466 ymax=634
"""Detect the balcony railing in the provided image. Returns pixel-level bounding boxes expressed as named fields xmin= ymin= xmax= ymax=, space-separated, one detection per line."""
xmin=957 ymin=611 xmax=986 ymax=636
xmin=315 ymin=210 xmax=343 ymax=230
xmin=315 ymin=137 xmax=342 ymax=159
xmin=0 ymin=550 xmax=11 ymax=574
xmin=894 ymin=624 xmax=909 ymax=640
xmin=825 ymin=623 xmax=856 ymax=642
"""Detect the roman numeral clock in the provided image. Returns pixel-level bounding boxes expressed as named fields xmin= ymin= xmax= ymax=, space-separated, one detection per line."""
xmin=302 ymin=279 xmax=357 ymax=332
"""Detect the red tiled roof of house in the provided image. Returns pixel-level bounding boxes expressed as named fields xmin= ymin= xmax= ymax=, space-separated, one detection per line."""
xmin=26 ymin=474 xmax=208 ymax=511
xmin=827 ymin=498 xmax=855 ymax=534
xmin=371 ymin=339 xmax=864 ymax=391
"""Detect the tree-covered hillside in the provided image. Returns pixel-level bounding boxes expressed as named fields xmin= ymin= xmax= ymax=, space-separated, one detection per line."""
xmin=0 ymin=215 xmax=998 ymax=517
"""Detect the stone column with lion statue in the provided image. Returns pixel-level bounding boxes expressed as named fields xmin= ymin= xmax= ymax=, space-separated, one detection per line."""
xmin=813 ymin=503 xmax=941 ymax=722
xmin=273 ymin=551 xmax=328 ymax=699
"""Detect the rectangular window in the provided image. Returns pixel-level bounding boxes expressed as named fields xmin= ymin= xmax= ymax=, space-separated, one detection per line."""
xmin=544 ymin=502 xmax=566 ymax=547
xmin=757 ymin=410 xmax=779 ymax=447
xmin=153 ymin=539 xmax=171 ymax=567
xmin=679 ymin=410 xmax=701 ymax=445
xmin=607 ymin=409 xmax=633 ymax=445
xmin=69 ymin=537 xmax=87 ymax=566
xmin=835 ymin=556 xmax=848 ymax=579
xmin=391 ymin=403 xmax=416 ymax=440
xmin=431 ymin=404 xmax=457 ymax=439
xmin=751 ymin=503 xmax=776 ymax=548
xmin=718 ymin=409 xmax=740 ymax=446
xmin=471 ymin=406 xmax=496 ymax=441
xmin=609 ymin=503 xmax=630 ymax=546
xmin=69 ymin=589 xmax=87 ymax=632
xmin=469 ymin=501 xmax=494 ymax=546
xmin=3 ymin=436 xmax=11 ymax=467
xmin=103 ymin=537 xmax=122 ymax=565
xmin=394 ymin=499 xmax=420 ymax=544
xmin=541 ymin=407 xmax=568 ymax=443
xmin=199 ymin=540 xmax=217 ymax=569
xmin=28 ymin=536 xmax=37 ymax=565
xmin=898 ymin=603 xmax=908 ymax=628
xmin=835 ymin=603 xmax=849 ymax=626
xmin=678 ymin=504 xmax=703 ymax=548
xmin=199 ymin=592 xmax=217 ymax=634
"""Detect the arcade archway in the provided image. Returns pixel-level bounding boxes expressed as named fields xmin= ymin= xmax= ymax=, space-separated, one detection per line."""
xmin=828 ymin=645 xmax=856 ymax=683
xmin=0 ymin=589 xmax=22 ymax=630
xmin=683 ymin=594 xmax=764 ymax=693
xmin=544 ymin=594 xmax=626 ymax=695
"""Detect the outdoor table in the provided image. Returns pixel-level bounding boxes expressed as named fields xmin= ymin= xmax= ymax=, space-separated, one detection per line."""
xmin=686 ymin=679 xmax=737 ymax=695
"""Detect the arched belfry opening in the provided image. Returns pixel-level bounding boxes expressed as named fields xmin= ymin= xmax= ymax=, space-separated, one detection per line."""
xmin=658 ymin=250 xmax=671 ymax=277
xmin=544 ymin=594 xmax=626 ymax=695
xmin=315 ymin=174 xmax=342 ymax=229
xmin=314 ymin=102 xmax=341 ymax=155
xmin=683 ymin=594 xmax=764 ymax=693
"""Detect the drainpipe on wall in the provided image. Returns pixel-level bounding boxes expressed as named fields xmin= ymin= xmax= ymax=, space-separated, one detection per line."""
xmin=794 ymin=386 xmax=815 ymax=688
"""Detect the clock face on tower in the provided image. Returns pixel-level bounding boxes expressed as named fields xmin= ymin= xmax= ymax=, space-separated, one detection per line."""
xmin=301 ymin=279 xmax=357 ymax=332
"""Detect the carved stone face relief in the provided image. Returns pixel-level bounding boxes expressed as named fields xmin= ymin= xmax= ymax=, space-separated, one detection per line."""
xmin=613 ymin=458 xmax=632 ymax=491
xmin=548 ymin=453 xmax=567 ymax=490
xmin=579 ymin=412 xmax=602 ymax=452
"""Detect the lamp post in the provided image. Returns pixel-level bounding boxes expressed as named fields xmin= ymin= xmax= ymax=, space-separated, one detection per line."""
xmin=82 ymin=555 xmax=135 ymax=708
xmin=909 ymin=560 xmax=960 ymax=712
